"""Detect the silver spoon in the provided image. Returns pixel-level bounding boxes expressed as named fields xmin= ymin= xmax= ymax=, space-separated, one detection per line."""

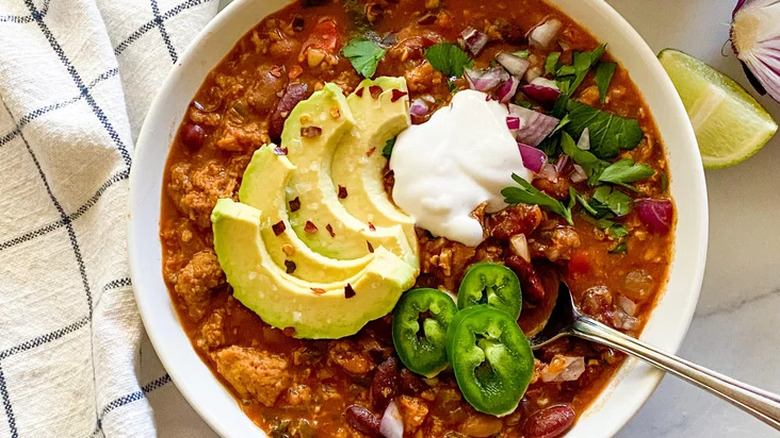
xmin=529 ymin=280 xmax=780 ymax=431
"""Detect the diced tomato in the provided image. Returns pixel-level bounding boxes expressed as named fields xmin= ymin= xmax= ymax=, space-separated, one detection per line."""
xmin=302 ymin=18 xmax=340 ymax=54
xmin=568 ymin=249 xmax=590 ymax=275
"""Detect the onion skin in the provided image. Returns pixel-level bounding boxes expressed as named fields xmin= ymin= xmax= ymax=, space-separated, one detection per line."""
xmin=731 ymin=0 xmax=780 ymax=101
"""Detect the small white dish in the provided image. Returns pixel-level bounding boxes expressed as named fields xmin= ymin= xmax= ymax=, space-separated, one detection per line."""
xmin=128 ymin=0 xmax=709 ymax=436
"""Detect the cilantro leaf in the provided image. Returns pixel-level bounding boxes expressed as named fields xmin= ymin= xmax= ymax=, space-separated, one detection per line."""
xmin=595 ymin=62 xmax=616 ymax=104
xmin=591 ymin=186 xmax=632 ymax=217
xmin=425 ymin=43 xmax=473 ymax=78
xmin=513 ymin=50 xmax=531 ymax=59
xmin=564 ymin=100 xmax=644 ymax=159
xmin=342 ymin=38 xmax=387 ymax=78
xmin=609 ymin=241 xmax=627 ymax=254
xmin=560 ymin=132 xmax=607 ymax=184
xmin=501 ymin=174 xmax=573 ymax=224
xmin=598 ymin=159 xmax=655 ymax=186
xmin=545 ymin=52 xmax=561 ymax=75
xmin=554 ymin=44 xmax=606 ymax=96
xmin=382 ymin=137 xmax=396 ymax=158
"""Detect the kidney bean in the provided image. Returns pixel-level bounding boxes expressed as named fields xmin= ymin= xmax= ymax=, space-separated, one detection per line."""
xmin=488 ymin=205 xmax=542 ymax=241
xmin=371 ymin=356 xmax=399 ymax=410
xmin=180 ymin=123 xmax=205 ymax=149
xmin=345 ymin=405 xmax=381 ymax=437
xmin=269 ymin=83 xmax=311 ymax=140
xmin=523 ymin=404 xmax=575 ymax=438
xmin=399 ymin=368 xmax=427 ymax=395
xmin=505 ymin=254 xmax=546 ymax=304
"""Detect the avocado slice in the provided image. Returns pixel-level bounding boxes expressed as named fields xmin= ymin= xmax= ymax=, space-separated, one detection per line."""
xmin=212 ymin=198 xmax=416 ymax=339
xmin=331 ymin=77 xmax=417 ymax=248
xmin=281 ymin=84 xmax=417 ymax=265
xmin=239 ymin=146 xmax=373 ymax=283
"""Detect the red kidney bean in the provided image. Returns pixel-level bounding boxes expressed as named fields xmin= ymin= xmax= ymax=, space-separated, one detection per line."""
xmin=488 ymin=205 xmax=542 ymax=241
xmin=505 ymin=254 xmax=546 ymax=304
xmin=269 ymin=83 xmax=311 ymax=140
xmin=399 ymin=368 xmax=426 ymax=395
xmin=524 ymin=404 xmax=576 ymax=438
xmin=180 ymin=123 xmax=205 ymax=149
xmin=345 ymin=405 xmax=381 ymax=437
xmin=371 ymin=356 xmax=399 ymax=410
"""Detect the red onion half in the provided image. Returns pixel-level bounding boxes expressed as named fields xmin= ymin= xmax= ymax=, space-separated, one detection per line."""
xmin=508 ymin=103 xmax=560 ymax=146
xmin=518 ymin=143 xmax=548 ymax=174
xmin=731 ymin=0 xmax=780 ymax=101
xmin=635 ymin=198 xmax=673 ymax=233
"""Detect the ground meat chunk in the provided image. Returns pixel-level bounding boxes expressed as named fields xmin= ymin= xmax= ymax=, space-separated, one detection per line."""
xmin=533 ymin=176 xmax=571 ymax=201
xmin=404 ymin=61 xmax=444 ymax=93
xmin=212 ymin=346 xmax=292 ymax=407
xmin=417 ymin=231 xmax=477 ymax=292
xmin=196 ymin=309 xmax=226 ymax=351
xmin=397 ymin=395 xmax=429 ymax=432
xmin=173 ymin=250 xmax=225 ymax=321
xmin=529 ymin=225 xmax=582 ymax=262
xmin=215 ymin=122 xmax=270 ymax=152
xmin=167 ymin=155 xmax=249 ymax=228
xmin=160 ymin=217 xmax=209 ymax=284
xmin=328 ymin=340 xmax=376 ymax=375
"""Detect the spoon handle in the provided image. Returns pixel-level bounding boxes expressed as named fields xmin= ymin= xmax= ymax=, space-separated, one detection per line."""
xmin=571 ymin=316 xmax=780 ymax=431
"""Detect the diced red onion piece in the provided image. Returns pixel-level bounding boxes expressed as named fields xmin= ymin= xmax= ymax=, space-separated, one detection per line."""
xmin=497 ymin=77 xmax=520 ymax=103
xmin=521 ymin=77 xmax=561 ymax=109
xmin=379 ymin=400 xmax=403 ymax=438
xmin=731 ymin=0 xmax=780 ymax=101
xmin=508 ymin=103 xmax=560 ymax=146
xmin=577 ymin=127 xmax=591 ymax=150
xmin=464 ymin=68 xmax=509 ymax=92
xmin=460 ymin=26 xmax=489 ymax=56
xmin=506 ymin=116 xmax=521 ymax=130
xmin=510 ymin=234 xmax=530 ymax=262
xmin=518 ymin=143 xmax=547 ymax=174
xmin=570 ymin=164 xmax=587 ymax=183
xmin=555 ymin=154 xmax=572 ymax=176
xmin=613 ymin=309 xmax=640 ymax=331
xmin=410 ymin=98 xmax=430 ymax=117
xmin=528 ymin=18 xmax=562 ymax=49
xmin=495 ymin=52 xmax=531 ymax=78
xmin=538 ymin=162 xmax=559 ymax=183
xmin=635 ymin=198 xmax=673 ymax=233
xmin=617 ymin=295 xmax=638 ymax=316
xmin=540 ymin=355 xmax=585 ymax=383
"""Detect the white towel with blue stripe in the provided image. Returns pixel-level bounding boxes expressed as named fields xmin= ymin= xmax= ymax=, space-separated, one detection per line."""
xmin=0 ymin=0 xmax=227 ymax=436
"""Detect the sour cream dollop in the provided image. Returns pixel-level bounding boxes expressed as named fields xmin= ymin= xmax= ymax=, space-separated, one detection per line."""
xmin=390 ymin=90 xmax=532 ymax=247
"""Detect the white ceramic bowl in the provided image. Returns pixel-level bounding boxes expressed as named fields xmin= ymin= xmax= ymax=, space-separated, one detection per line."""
xmin=128 ymin=0 xmax=709 ymax=436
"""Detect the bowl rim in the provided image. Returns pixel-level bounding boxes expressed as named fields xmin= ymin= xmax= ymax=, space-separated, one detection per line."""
xmin=128 ymin=0 xmax=708 ymax=436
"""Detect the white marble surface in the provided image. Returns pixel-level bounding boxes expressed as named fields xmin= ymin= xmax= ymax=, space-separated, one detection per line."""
xmin=605 ymin=0 xmax=780 ymax=437
xmin=205 ymin=0 xmax=780 ymax=436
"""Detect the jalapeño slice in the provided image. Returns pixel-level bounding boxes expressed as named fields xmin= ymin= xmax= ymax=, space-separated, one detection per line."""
xmin=392 ymin=288 xmax=458 ymax=378
xmin=446 ymin=305 xmax=534 ymax=417
xmin=458 ymin=262 xmax=522 ymax=319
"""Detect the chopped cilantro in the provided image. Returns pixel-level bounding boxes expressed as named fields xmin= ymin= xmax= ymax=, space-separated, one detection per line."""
xmin=560 ymin=132 xmax=607 ymax=184
xmin=382 ymin=137 xmax=396 ymax=158
xmin=598 ymin=159 xmax=655 ymax=186
xmin=342 ymin=38 xmax=387 ymax=78
xmin=554 ymin=44 xmax=606 ymax=96
xmin=609 ymin=241 xmax=628 ymax=254
xmin=564 ymin=100 xmax=644 ymax=159
xmin=591 ymin=186 xmax=632 ymax=217
xmin=545 ymin=52 xmax=561 ymax=75
xmin=501 ymin=174 xmax=573 ymax=225
xmin=425 ymin=43 xmax=473 ymax=78
xmin=513 ymin=50 xmax=531 ymax=59
xmin=595 ymin=62 xmax=616 ymax=104
xmin=660 ymin=171 xmax=669 ymax=193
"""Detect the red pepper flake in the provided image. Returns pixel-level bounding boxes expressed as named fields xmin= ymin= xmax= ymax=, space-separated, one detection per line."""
xmin=369 ymin=85 xmax=383 ymax=99
xmin=304 ymin=220 xmax=318 ymax=234
xmin=344 ymin=283 xmax=356 ymax=299
xmin=367 ymin=241 xmax=374 ymax=253
xmin=283 ymin=327 xmax=297 ymax=337
xmin=325 ymin=224 xmax=335 ymax=237
xmin=284 ymin=260 xmax=297 ymax=274
xmin=368 ymin=222 xmax=376 ymax=231
xmin=311 ymin=287 xmax=326 ymax=295
xmin=300 ymin=126 xmax=322 ymax=138
xmin=391 ymin=89 xmax=408 ymax=102
xmin=273 ymin=145 xmax=288 ymax=155
xmin=355 ymin=87 xmax=365 ymax=97
xmin=337 ymin=185 xmax=348 ymax=199
xmin=289 ymin=197 xmax=301 ymax=212
xmin=366 ymin=146 xmax=376 ymax=157
xmin=272 ymin=221 xmax=286 ymax=236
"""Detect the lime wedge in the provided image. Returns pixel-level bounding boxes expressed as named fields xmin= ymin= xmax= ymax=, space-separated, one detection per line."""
xmin=658 ymin=49 xmax=777 ymax=169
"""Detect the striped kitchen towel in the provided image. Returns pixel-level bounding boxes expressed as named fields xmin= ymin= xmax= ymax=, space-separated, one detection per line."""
xmin=0 ymin=0 xmax=227 ymax=436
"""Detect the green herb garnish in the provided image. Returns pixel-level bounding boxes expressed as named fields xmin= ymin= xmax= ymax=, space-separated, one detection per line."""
xmin=501 ymin=174 xmax=573 ymax=224
xmin=595 ymin=62 xmax=616 ymax=104
xmin=609 ymin=241 xmax=628 ymax=254
xmin=598 ymin=159 xmax=655 ymax=186
xmin=564 ymin=100 xmax=644 ymax=159
xmin=513 ymin=50 xmax=531 ymax=59
xmin=382 ymin=137 xmax=396 ymax=158
xmin=554 ymin=44 xmax=606 ymax=96
xmin=560 ymin=132 xmax=607 ymax=184
xmin=590 ymin=186 xmax=632 ymax=217
xmin=545 ymin=52 xmax=561 ymax=75
xmin=425 ymin=43 xmax=473 ymax=77
xmin=342 ymin=38 xmax=387 ymax=78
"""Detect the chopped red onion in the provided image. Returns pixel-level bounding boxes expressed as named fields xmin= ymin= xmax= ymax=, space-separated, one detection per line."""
xmin=508 ymin=103 xmax=560 ymax=146
xmin=506 ymin=116 xmax=521 ymax=130
xmin=555 ymin=154 xmax=572 ymax=176
xmin=464 ymin=67 xmax=509 ymax=92
xmin=410 ymin=98 xmax=430 ymax=117
xmin=518 ymin=143 xmax=547 ymax=174
xmin=497 ymin=77 xmax=520 ymax=103
xmin=538 ymin=162 xmax=559 ymax=182
xmin=570 ymin=164 xmax=587 ymax=183
xmin=613 ymin=308 xmax=640 ymax=331
xmin=617 ymin=295 xmax=638 ymax=316
xmin=510 ymin=234 xmax=530 ymax=262
xmin=521 ymin=77 xmax=561 ymax=109
xmin=495 ymin=52 xmax=531 ymax=78
xmin=731 ymin=0 xmax=780 ymax=101
xmin=379 ymin=400 xmax=403 ymax=438
xmin=460 ymin=26 xmax=490 ymax=56
xmin=635 ymin=198 xmax=673 ymax=233
xmin=577 ymin=127 xmax=591 ymax=150
xmin=528 ymin=18 xmax=562 ymax=49
xmin=540 ymin=355 xmax=585 ymax=383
